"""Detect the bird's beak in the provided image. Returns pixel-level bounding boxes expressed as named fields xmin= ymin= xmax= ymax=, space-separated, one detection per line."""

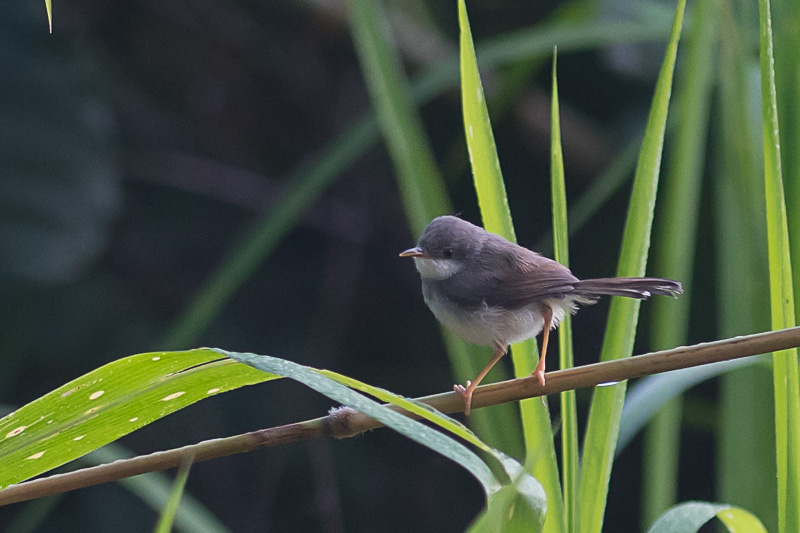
xmin=399 ymin=246 xmax=425 ymax=258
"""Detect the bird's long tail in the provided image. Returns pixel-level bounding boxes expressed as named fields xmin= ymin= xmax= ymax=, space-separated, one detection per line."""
xmin=573 ymin=277 xmax=683 ymax=300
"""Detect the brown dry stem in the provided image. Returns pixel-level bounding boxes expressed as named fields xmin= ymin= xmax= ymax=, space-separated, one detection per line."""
xmin=1 ymin=326 xmax=799 ymax=506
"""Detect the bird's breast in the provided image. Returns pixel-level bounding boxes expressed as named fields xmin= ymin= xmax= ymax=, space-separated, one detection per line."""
xmin=421 ymin=280 xmax=556 ymax=348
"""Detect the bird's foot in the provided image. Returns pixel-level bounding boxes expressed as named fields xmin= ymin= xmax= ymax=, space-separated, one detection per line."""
xmin=453 ymin=381 xmax=474 ymax=415
xmin=532 ymin=369 xmax=546 ymax=387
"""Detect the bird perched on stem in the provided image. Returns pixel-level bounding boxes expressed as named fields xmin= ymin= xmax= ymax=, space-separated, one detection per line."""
xmin=400 ymin=215 xmax=683 ymax=415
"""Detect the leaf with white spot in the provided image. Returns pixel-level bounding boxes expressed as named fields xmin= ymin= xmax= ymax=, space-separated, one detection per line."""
xmin=0 ymin=349 xmax=275 ymax=489
xmin=1 ymin=346 xmax=544 ymax=524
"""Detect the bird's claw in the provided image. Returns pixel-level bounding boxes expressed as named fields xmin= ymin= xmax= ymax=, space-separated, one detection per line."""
xmin=453 ymin=382 xmax=474 ymax=415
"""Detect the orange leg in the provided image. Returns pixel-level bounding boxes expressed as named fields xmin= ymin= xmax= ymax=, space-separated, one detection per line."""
xmin=532 ymin=306 xmax=552 ymax=386
xmin=454 ymin=345 xmax=506 ymax=415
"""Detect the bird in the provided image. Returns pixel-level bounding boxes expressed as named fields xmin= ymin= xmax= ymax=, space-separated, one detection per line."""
xmin=400 ymin=215 xmax=683 ymax=415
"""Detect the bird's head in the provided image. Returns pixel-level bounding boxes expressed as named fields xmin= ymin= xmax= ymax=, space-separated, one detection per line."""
xmin=399 ymin=216 xmax=481 ymax=280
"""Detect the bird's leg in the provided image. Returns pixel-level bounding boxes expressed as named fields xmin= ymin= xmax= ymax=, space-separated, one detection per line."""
xmin=532 ymin=306 xmax=552 ymax=386
xmin=454 ymin=345 xmax=507 ymax=415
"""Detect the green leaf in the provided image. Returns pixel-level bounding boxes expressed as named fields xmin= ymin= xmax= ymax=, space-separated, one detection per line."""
xmin=153 ymin=457 xmax=194 ymax=533
xmin=224 ymin=349 xmax=546 ymax=523
xmin=459 ymin=0 xmax=514 ymax=239
xmin=458 ymin=0 xmax=562 ymax=530
xmin=578 ymin=0 xmax=686 ymax=531
xmin=319 ymin=368 xmax=493 ymax=453
xmin=646 ymin=501 xmax=766 ymax=533
xmin=1 ymin=345 xmax=544 ymax=525
xmin=758 ymin=0 xmax=800 ymax=529
xmin=316 ymin=367 xmax=546 ymax=527
xmin=469 ymin=460 xmax=546 ymax=533
xmin=773 ymin=0 xmax=800 ymax=323
xmin=321 ymin=370 xmax=546 ymax=530
xmin=0 ymin=350 xmax=274 ymax=488
xmin=225 ymin=349 xmax=498 ymax=492
xmin=550 ymin=50 xmax=579 ymax=533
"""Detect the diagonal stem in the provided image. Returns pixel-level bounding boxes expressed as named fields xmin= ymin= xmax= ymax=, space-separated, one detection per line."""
xmin=2 ymin=326 xmax=800 ymax=507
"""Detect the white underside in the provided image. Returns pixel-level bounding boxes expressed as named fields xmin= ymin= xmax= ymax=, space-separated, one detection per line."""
xmin=423 ymin=289 xmax=576 ymax=349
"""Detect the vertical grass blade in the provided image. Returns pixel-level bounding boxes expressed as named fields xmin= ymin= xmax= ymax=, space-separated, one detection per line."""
xmin=550 ymin=50 xmax=578 ymax=533
xmin=535 ymin=137 xmax=640 ymax=254
xmin=458 ymin=1 xmax=514 ymax=240
xmin=715 ymin=1 xmax=775 ymax=528
xmin=346 ymin=0 xmax=450 ymax=236
xmin=758 ymin=0 xmax=800 ymax=530
xmin=458 ymin=1 xmax=563 ymax=530
xmin=88 ymin=444 xmax=231 ymax=533
xmin=346 ymin=0 xmax=523 ymax=456
xmin=772 ymin=0 xmax=800 ymax=320
xmin=153 ymin=457 xmax=194 ymax=533
xmin=641 ymin=0 xmax=719 ymax=525
xmin=578 ymin=1 xmax=686 ymax=531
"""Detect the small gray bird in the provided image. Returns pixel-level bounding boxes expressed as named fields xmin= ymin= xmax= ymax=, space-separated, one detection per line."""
xmin=400 ymin=215 xmax=683 ymax=415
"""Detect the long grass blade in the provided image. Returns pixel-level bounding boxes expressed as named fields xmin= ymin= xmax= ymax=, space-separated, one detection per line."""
xmin=458 ymin=1 xmax=563 ymax=530
xmin=153 ymin=457 xmax=194 ymax=533
xmin=772 ymin=0 xmax=800 ymax=320
xmin=758 ymin=0 xmax=800 ymax=529
xmin=88 ymin=444 xmax=231 ymax=533
xmin=714 ymin=1 xmax=775 ymax=527
xmin=550 ymin=50 xmax=578 ymax=533
xmin=345 ymin=0 xmax=450 ymax=236
xmin=578 ymin=0 xmax=686 ymax=531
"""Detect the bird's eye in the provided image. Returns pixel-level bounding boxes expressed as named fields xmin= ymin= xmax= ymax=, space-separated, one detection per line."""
xmin=443 ymin=249 xmax=454 ymax=259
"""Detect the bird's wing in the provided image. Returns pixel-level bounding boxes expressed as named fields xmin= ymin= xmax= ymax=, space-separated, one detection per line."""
xmin=485 ymin=266 xmax=580 ymax=308
xmin=438 ymin=245 xmax=581 ymax=309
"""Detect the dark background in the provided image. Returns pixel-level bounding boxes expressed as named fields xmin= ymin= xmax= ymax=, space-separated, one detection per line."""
xmin=1 ymin=0 xmax=717 ymax=531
